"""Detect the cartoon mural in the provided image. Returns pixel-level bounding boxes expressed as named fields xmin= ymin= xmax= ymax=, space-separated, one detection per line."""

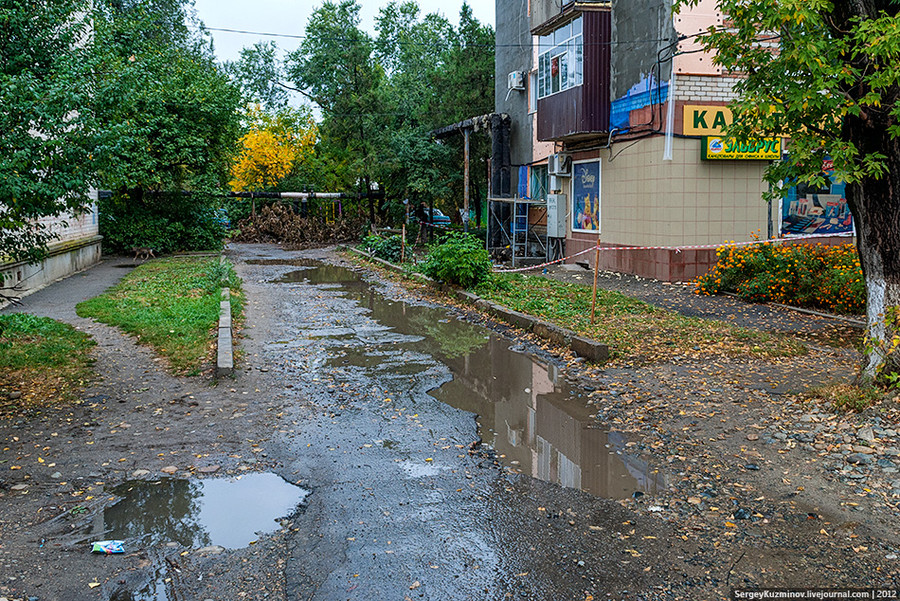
xmin=572 ymin=161 xmax=600 ymax=233
xmin=781 ymin=160 xmax=853 ymax=236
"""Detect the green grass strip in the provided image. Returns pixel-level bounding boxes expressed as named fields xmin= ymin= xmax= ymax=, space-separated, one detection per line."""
xmin=77 ymin=257 xmax=243 ymax=375
xmin=0 ymin=313 xmax=96 ymax=414
xmin=476 ymin=273 xmax=804 ymax=362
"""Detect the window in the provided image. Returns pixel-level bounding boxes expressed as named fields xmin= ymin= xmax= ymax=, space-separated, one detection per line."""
xmin=537 ymin=15 xmax=583 ymax=99
xmin=530 ymin=165 xmax=548 ymax=200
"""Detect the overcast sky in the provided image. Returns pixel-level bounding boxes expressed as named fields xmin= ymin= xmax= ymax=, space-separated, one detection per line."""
xmin=192 ymin=0 xmax=496 ymax=64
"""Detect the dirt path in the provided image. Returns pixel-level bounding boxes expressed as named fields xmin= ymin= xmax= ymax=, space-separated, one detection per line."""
xmin=0 ymin=245 xmax=897 ymax=601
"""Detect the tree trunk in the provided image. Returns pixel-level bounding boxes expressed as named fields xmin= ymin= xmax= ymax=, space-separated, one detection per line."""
xmin=845 ymin=110 xmax=900 ymax=378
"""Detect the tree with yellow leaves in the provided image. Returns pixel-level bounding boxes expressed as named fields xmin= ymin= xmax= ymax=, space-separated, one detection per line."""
xmin=230 ymin=105 xmax=318 ymax=216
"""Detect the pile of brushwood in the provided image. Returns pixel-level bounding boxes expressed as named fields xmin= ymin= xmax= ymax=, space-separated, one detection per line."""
xmin=234 ymin=203 xmax=365 ymax=249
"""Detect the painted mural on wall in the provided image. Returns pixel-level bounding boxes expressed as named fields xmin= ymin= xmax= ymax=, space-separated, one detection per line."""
xmin=572 ymin=161 xmax=600 ymax=233
xmin=781 ymin=160 xmax=853 ymax=236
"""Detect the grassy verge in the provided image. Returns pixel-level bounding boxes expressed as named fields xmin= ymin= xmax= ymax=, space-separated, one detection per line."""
xmin=475 ymin=273 xmax=806 ymax=363
xmin=0 ymin=313 xmax=96 ymax=417
xmin=76 ymin=257 xmax=243 ymax=376
xmin=344 ymin=251 xmax=805 ymax=364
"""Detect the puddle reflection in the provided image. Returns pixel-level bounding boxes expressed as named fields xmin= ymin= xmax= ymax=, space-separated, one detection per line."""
xmin=282 ymin=263 xmax=666 ymax=499
xmin=87 ymin=473 xmax=308 ymax=549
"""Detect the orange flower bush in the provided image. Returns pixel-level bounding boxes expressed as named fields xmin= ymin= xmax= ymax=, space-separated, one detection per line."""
xmin=695 ymin=241 xmax=865 ymax=315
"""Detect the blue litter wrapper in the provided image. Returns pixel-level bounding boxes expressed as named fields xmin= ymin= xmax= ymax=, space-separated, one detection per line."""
xmin=91 ymin=540 xmax=125 ymax=554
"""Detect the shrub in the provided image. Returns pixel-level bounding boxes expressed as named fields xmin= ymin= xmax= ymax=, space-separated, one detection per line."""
xmin=421 ymin=232 xmax=492 ymax=288
xmin=363 ymin=234 xmax=404 ymax=264
xmin=99 ymin=192 xmax=226 ymax=254
xmin=696 ymin=241 xmax=865 ymax=315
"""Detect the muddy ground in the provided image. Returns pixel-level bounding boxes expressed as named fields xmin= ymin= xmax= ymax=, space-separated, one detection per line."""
xmin=0 ymin=243 xmax=898 ymax=601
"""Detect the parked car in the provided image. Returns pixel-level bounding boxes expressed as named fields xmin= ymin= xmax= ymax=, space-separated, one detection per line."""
xmin=428 ymin=208 xmax=451 ymax=227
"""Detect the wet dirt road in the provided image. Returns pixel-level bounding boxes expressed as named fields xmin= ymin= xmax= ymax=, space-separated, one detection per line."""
xmin=3 ymin=243 xmax=898 ymax=601
xmin=234 ymin=244 xmax=680 ymax=600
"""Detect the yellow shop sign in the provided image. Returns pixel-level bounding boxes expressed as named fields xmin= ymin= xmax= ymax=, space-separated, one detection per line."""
xmin=683 ymin=105 xmax=732 ymax=135
xmin=701 ymin=136 xmax=782 ymax=160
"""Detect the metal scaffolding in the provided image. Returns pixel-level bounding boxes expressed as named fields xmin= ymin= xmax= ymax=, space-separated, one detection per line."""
xmin=487 ymin=197 xmax=548 ymax=268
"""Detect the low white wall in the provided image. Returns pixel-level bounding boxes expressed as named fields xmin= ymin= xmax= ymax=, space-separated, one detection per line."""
xmin=1 ymin=235 xmax=103 ymax=305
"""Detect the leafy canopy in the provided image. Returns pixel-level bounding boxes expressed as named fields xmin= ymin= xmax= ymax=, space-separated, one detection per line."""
xmin=90 ymin=0 xmax=242 ymax=196
xmin=686 ymin=0 xmax=900 ymax=194
xmin=0 ymin=0 xmax=95 ymax=262
xmin=230 ymin=105 xmax=318 ymax=193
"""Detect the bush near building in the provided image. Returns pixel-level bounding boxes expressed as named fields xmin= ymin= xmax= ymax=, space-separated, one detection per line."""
xmin=695 ymin=241 xmax=865 ymax=315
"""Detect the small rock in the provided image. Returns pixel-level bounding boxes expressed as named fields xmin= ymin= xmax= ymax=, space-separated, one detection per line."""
xmin=132 ymin=469 xmax=151 ymax=478
xmin=199 ymin=465 xmax=220 ymax=474
xmin=9 ymin=391 xmax=22 ymax=400
xmin=884 ymin=448 xmax=900 ymax=457
xmin=858 ymin=427 xmax=876 ymax=442
xmin=160 ymin=466 xmax=178 ymax=475
xmin=746 ymin=434 xmax=759 ymax=441
xmin=847 ymin=454 xmax=872 ymax=466
xmin=852 ymin=445 xmax=876 ymax=455
xmin=733 ymin=508 xmax=752 ymax=520
xmin=773 ymin=432 xmax=788 ymax=441
xmin=50 ymin=472 xmax=62 ymax=479
xmin=846 ymin=473 xmax=867 ymax=480
xmin=687 ymin=497 xmax=702 ymax=505
xmin=800 ymin=415 xmax=815 ymax=423
xmin=10 ymin=484 xmax=28 ymax=491
xmin=744 ymin=463 xmax=761 ymax=471
xmin=196 ymin=545 xmax=225 ymax=555
xmin=883 ymin=429 xmax=898 ymax=438
xmin=877 ymin=458 xmax=895 ymax=468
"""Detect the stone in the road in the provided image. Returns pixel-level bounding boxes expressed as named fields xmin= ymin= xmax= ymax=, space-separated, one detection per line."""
xmin=198 ymin=465 xmax=220 ymax=473
xmin=852 ymin=445 xmax=876 ymax=454
xmin=160 ymin=465 xmax=178 ymax=474
xmin=846 ymin=453 xmax=872 ymax=465
xmin=132 ymin=469 xmax=151 ymax=478
xmin=858 ymin=427 xmax=876 ymax=442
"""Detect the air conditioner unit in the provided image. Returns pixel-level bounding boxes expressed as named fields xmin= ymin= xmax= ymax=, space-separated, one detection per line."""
xmin=548 ymin=153 xmax=571 ymax=176
xmin=507 ymin=71 xmax=525 ymax=91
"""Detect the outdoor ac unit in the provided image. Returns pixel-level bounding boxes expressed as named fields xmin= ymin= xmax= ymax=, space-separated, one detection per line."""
xmin=548 ymin=153 xmax=571 ymax=176
xmin=507 ymin=71 xmax=525 ymax=90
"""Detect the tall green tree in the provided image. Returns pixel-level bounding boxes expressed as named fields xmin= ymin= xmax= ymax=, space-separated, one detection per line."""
xmin=286 ymin=0 xmax=386 ymax=221
xmin=682 ymin=0 xmax=900 ymax=377
xmin=90 ymin=0 xmax=242 ymax=252
xmin=0 ymin=0 xmax=95 ymax=263
xmin=223 ymin=41 xmax=290 ymax=111
xmin=91 ymin=0 xmax=241 ymax=198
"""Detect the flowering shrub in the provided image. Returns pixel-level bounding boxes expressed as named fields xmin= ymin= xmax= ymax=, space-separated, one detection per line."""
xmin=695 ymin=241 xmax=865 ymax=315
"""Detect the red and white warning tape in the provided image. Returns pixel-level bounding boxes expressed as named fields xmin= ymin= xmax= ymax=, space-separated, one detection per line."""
xmin=493 ymin=231 xmax=855 ymax=273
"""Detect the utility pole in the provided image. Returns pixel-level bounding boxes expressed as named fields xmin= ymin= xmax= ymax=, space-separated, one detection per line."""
xmin=463 ymin=127 xmax=470 ymax=233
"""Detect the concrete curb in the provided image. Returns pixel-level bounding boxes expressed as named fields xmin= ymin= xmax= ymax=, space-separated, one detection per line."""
xmin=343 ymin=246 xmax=610 ymax=363
xmin=344 ymin=246 xmax=435 ymax=285
xmin=216 ymin=257 xmax=234 ymax=377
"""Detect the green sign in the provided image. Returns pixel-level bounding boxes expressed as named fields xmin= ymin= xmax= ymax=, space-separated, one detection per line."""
xmin=701 ymin=136 xmax=782 ymax=160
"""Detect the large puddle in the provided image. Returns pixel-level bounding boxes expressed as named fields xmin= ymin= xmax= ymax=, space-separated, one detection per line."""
xmin=277 ymin=263 xmax=666 ymax=499
xmin=85 ymin=473 xmax=308 ymax=549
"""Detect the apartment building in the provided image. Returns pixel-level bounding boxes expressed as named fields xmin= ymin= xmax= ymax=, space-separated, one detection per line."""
xmin=495 ymin=0 xmax=850 ymax=281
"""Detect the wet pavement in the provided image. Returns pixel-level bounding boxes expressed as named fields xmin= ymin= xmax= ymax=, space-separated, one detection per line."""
xmin=230 ymin=244 xmax=686 ymax=599
xmin=1 ymin=243 xmax=897 ymax=601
